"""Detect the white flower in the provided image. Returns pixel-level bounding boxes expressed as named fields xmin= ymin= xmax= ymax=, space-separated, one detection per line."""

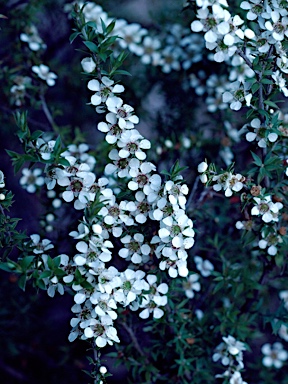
xmin=20 ymin=25 xmax=46 ymax=51
xmin=194 ymin=256 xmax=214 ymax=277
xmin=272 ymin=70 xmax=288 ymax=97
xmin=223 ymin=335 xmax=246 ymax=356
xmin=112 ymin=269 xmax=148 ymax=306
xmin=88 ymin=77 xmax=124 ymax=105
xmin=74 ymin=237 xmax=113 ymax=267
xmin=36 ymin=138 xmax=56 ymax=160
xmin=158 ymin=212 xmax=195 ymax=250
xmin=137 ymin=36 xmax=161 ymax=65
xmin=159 ymin=46 xmax=181 ymax=73
xmin=20 ymin=168 xmax=45 ymax=193
xmin=261 ymin=342 xmax=288 ymax=368
xmin=258 ymin=230 xmax=282 ymax=255
xmin=98 ymin=113 xmax=123 ymax=144
xmin=222 ymin=81 xmax=250 ymax=111
xmin=30 ymin=234 xmax=54 ymax=254
xmin=89 ymin=291 xmax=118 ymax=320
xmin=183 ymin=274 xmax=201 ymax=298
xmin=164 ymin=180 xmax=188 ymax=209
xmin=230 ymin=371 xmax=247 ymax=384
xmin=139 ymin=275 xmax=168 ymax=319
xmin=118 ymin=23 xmax=147 ymax=53
xmin=83 ymin=316 xmax=120 ymax=347
xmin=119 ymin=233 xmax=151 ymax=264
xmin=106 ymin=97 xmax=139 ymax=129
xmin=117 ymin=129 xmax=151 ymax=160
xmin=251 ymin=196 xmax=283 ymax=223
xmin=240 ymin=0 xmax=264 ymax=21
xmin=32 ymin=64 xmax=57 ymax=86
xmin=0 ymin=170 xmax=5 ymax=188
xmin=264 ymin=12 xmax=288 ymax=41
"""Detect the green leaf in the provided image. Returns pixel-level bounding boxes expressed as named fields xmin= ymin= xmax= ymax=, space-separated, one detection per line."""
xmin=275 ymin=253 xmax=284 ymax=268
xmin=251 ymin=82 xmax=259 ymax=94
xmin=36 ymin=278 xmax=46 ymax=290
xmin=18 ymin=274 xmax=27 ymax=291
xmin=264 ymin=100 xmax=279 ymax=109
xmin=19 ymin=256 xmax=35 ymax=270
xmin=30 ymin=130 xmax=44 ymax=141
xmin=70 ymin=31 xmax=81 ymax=44
xmin=47 ymin=256 xmax=54 ymax=270
xmin=0 ymin=262 xmax=13 ymax=272
xmin=106 ymin=19 xmax=116 ymax=35
xmin=250 ymin=151 xmax=262 ymax=167
xmin=83 ymin=41 xmax=98 ymax=53
xmin=53 ymin=256 xmax=61 ymax=268
xmin=100 ymin=18 xmax=107 ymax=34
xmin=111 ymin=69 xmax=132 ymax=76
xmin=261 ymin=78 xmax=273 ymax=85
xmin=39 ymin=270 xmax=52 ymax=279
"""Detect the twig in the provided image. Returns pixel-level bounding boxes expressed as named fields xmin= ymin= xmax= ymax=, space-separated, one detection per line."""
xmin=0 ymin=358 xmax=29 ymax=382
xmin=236 ymin=49 xmax=253 ymax=69
xmin=186 ymin=176 xmax=199 ymax=208
xmin=120 ymin=320 xmax=148 ymax=361
xmin=39 ymin=91 xmax=59 ymax=134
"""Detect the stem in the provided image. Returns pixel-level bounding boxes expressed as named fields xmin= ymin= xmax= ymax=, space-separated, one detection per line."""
xmin=236 ymin=49 xmax=253 ymax=69
xmin=187 ymin=176 xmax=199 ymax=208
xmin=120 ymin=320 xmax=149 ymax=362
xmin=39 ymin=91 xmax=59 ymax=134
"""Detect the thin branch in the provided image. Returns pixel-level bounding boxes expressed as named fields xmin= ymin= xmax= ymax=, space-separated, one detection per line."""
xmin=186 ymin=176 xmax=199 ymax=208
xmin=39 ymin=92 xmax=59 ymax=134
xmin=120 ymin=320 xmax=148 ymax=361
xmin=236 ymin=49 xmax=253 ymax=69
xmin=0 ymin=358 xmax=29 ymax=382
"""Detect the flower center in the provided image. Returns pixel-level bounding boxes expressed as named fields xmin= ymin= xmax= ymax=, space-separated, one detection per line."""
xmin=128 ymin=240 xmax=140 ymax=252
xmin=109 ymin=206 xmax=120 ymax=217
xmin=137 ymin=174 xmax=148 ymax=186
xmin=117 ymin=158 xmax=128 ymax=169
xmin=71 ymin=179 xmax=83 ymax=192
xmin=259 ymin=203 xmax=269 ymax=213
xmin=117 ymin=108 xmax=127 ymax=118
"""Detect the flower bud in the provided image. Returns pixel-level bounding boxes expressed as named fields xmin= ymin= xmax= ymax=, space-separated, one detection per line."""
xmin=197 ymin=161 xmax=208 ymax=173
xmin=200 ymin=174 xmax=208 ymax=183
xmin=99 ymin=366 xmax=107 ymax=374
xmin=81 ymin=57 xmax=96 ymax=73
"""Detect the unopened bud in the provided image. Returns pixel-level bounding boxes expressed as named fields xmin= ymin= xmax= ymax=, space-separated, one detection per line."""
xmin=197 ymin=161 xmax=208 ymax=173
xmin=99 ymin=366 xmax=107 ymax=375
xmin=0 ymin=193 xmax=5 ymax=200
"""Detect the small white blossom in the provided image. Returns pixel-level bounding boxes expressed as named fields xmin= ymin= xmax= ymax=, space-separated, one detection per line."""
xmin=261 ymin=342 xmax=288 ymax=368
xmin=32 ymin=64 xmax=57 ymax=86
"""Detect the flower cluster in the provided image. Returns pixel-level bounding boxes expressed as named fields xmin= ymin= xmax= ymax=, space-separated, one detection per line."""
xmin=68 ymin=1 xmax=204 ymax=74
xmin=197 ymin=161 xmax=245 ymax=197
xmin=190 ymin=0 xmax=288 ymax=115
xmin=213 ymin=335 xmax=247 ymax=383
xmin=17 ymin=6 xmax=197 ymax=350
